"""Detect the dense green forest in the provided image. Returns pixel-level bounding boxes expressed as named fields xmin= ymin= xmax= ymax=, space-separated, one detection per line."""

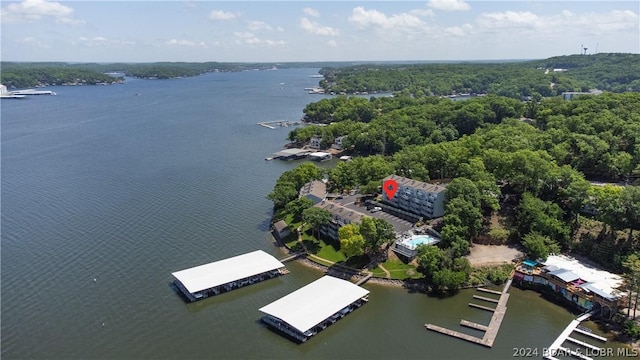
xmin=318 ymin=53 xmax=640 ymax=98
xmin=273 ymin=91 xmax=640 ymax=287
xmin=290 ymin=93 xmax=640 ymax=182
xmin=1 ymin=61 xmax=355 ymax=88
xmin=0 ymin=65 xmax=124 ymax=88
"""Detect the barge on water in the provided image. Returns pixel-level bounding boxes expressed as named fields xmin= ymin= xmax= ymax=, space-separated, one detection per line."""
xmin=172 ymin=250 xmax=287 ymax=302
xmin=259 ymin=276 xmax=369 ymax=343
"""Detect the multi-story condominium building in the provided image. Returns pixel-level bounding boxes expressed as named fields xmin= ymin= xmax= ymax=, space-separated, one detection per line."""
xmin=299 ymin=180 xmax=327 ymax=205
xmin=381 ymin=175 xmax=446 ymax=219
xmin=314 ymin=200 xmax=366 ymax=241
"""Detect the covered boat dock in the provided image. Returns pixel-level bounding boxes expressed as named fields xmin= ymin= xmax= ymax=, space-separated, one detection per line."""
xmin=259 ymin=276 xmax=369 ymax=342
xmin=172 ymin=250 xmax=287 ymax=302
xmin=272 ymin=148 xmax=312 ymax=161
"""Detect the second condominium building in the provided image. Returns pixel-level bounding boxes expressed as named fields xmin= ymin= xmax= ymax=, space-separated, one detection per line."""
xmin=381 ymin=175 xmax=446 ymax=219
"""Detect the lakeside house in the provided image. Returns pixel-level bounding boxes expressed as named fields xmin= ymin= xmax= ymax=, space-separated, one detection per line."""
xmin=314 ymin=200 xmax=367 ymax=242
xmin=381 ymin=175 xmax=446 ymax=219
xmin=309 ymin=136 xmax=322 ymax=149
xmin=272 ymin=220 xmax=291 ymax=242
xmin=562 ymin=89 xmax=603 ymax=100
xmin=299 ymin=180 xmax=327 ymax=205
xmin=514 ymin=255 xmax=624 ymax=319
xmin=331 ymin=136 xmax=348 ymax=150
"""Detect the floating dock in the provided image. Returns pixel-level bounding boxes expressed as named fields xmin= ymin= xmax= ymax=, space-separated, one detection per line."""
xmin=172 ymin=250 xmax=287 ymax=302
xmin=425 ymin=278 xmax=512 ymax=348
xmin=259 ymin=276 xmax=369 ymax=342
xmin=257 ymin=120 xmax=300 ymax=129
xmin=544 ymin=310 xmax=605 ymax=360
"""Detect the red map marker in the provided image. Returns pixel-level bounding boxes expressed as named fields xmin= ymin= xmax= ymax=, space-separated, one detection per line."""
xmin=383 ymin=179 xmax=398 ymax=200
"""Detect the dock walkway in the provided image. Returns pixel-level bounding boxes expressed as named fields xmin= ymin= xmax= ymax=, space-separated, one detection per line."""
xmin=425 ymin=277 xmax=512 ymax=348
xmin=543 ymin=310 xmax=604 ymax=360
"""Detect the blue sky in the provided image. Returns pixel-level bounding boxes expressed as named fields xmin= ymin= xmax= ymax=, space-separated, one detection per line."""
xmin=1 ymin=0 xmax=638 ymax=62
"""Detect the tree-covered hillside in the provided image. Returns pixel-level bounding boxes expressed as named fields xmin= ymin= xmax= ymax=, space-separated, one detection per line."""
xmin=318 ymin=53 xmax=640 ymax=98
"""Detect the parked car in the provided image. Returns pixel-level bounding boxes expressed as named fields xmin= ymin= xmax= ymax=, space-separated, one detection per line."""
xmin=370 ymin=207 xmax=382 ymax=213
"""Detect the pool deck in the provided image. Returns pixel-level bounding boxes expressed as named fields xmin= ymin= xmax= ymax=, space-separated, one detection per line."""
xmin=425 ymin=277 xmax=512 ymax=348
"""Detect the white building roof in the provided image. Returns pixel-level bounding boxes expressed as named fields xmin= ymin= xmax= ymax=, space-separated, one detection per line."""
xmin=259 ymin=276 xmax=369 ymax=333
xmin=172 ymin=250 xmax=284 ymax=294
xmin=309 ymin=152 xmax=331 ymax=157
xmin=543 ymin=255 xmax=624 ymax=299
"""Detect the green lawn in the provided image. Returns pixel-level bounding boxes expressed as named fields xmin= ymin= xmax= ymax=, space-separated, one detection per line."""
xmin=374 ymin=258 xmax=423 ymax=280
xmin=316 ymin=240 xmax=346 ymax=263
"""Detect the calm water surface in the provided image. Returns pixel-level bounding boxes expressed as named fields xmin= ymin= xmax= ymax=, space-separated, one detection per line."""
xmin=1 ymin=69 xmax=627 ymax=359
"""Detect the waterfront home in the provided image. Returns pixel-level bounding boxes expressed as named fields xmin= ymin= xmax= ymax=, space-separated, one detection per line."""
xmin=259 ymin=276 xmax=369 ymax=342
xmin=332 ymin=136 xmax=348 ymax=150
xmin=172 ymin=250 xmax=287 ymax=302
xmin=381 ymin=175 xmax=446 ymax=219
xmin=309 ymin=136 xmax=322 ymax=149
xmin=514 ymin=255 xmax=624 ymax=318
xmin=562 ymin=89 xmax=602 ymax=100
xmin=299 ymin=180 xmax=327 ymax=205
xmin=272 ymin=220 xmax=291 ymax=241
xmin=314 ymin=200 xmax=367 ymax=242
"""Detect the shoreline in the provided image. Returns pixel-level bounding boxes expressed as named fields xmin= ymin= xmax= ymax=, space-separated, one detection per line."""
xmin=275 ymin=239 xmax=406 ymax=288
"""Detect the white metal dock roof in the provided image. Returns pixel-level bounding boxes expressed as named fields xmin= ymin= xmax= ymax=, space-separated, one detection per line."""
xmin=259 ymin=276 xmax=369 ymax=333
xmin=172 ymin=250 xmax=284 ymax=294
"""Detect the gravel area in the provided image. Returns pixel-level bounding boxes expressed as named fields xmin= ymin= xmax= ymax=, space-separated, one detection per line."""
xmin=466 ymin=244 xmax=523 ymax=267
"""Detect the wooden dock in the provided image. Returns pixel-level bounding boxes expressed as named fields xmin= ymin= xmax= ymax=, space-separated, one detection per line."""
xmin=425 ymin=279 xmax=512 ymax=348
xmin=469 ymin=302 xmax=496 ymax=312
xmin=472 ymin=294 xmax=499 ymax=303
xmin=279 ymin=252 xmax=305 ymax=263
xmin=425 ymin=287 xmax=509 ymax=347
xmin=543 ymin=310 xmax=604 ymax=360
xmin=460 ymin=319 xmax=488 ymax=331
xmin=355 ymin=273 xmax=372 ymax=285
xmin=477 ymin=287 xmax=502 ymax=295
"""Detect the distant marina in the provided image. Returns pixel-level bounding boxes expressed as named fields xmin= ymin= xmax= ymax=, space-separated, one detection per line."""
xmin=0 ymin=84 xmax=56 ymax=99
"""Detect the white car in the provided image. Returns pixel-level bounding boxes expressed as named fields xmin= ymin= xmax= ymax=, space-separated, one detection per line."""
xmin=370 ymin=207 xmax=382 ymax=213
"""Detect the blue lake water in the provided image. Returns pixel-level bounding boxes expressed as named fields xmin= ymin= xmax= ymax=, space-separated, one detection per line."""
xmin=1 ymin=68 xmax=626 ymax=359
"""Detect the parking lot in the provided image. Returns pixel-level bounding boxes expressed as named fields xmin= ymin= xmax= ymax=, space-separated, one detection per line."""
xmin=331 ymin=194 xmax=414 ymax=233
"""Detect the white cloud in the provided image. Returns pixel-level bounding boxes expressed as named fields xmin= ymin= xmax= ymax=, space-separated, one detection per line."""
xmin=299 ymin=17 xmax=339 ymax=36
xmin=15 ymin=36 xmax=51 ymax=48
xmin=445 ymin=24 xmax=473 ymax=37
xmin=477 ymin=11 xmax=543 ymax=30
xmin=166 ymin=39 xmax=207 ymax=48
xmin=476 ymin=9 xmax=638 ymax=35
xmin=74 ymin=36 xmax=136 ymax=47
xmin=233 ymin=32 xmax=285 ymax=47
xmin=348 ymin=7 xmax=425 ymax=30
xmin=303 ymin=7 xmax=320 ymax=18
xmin=208 ymin=9 xmax=238 ymax=20
xmin=410 ymin=8 xmax=436 ymax=18
xmin=247 ymin=20 xmax=273 ymax=31
xmin=1 ymin=0 xmax=84 ymax=24
xmin=326 ymin=40 xmax=338 ymax=47
xmin=427 ymin=0 xmax=470 ymax=12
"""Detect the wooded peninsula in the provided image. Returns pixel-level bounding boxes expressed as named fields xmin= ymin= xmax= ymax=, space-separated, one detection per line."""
xmin=268 ymin=53 xmax=640 ymax=339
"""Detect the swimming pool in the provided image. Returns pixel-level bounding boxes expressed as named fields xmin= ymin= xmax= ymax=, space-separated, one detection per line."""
xmin=402 ymin=234 xmax=440 ymax=248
